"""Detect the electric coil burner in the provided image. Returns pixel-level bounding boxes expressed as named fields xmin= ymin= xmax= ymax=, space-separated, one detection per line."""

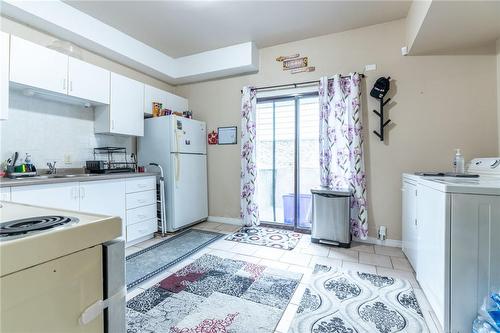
xmin=0 ymin=216 xmax=79 ymax=241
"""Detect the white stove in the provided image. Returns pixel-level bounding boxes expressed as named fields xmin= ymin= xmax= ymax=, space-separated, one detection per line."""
xmin=0 ymin=202 xmax=125 ymax=333
xmin=0 ymin=215 xmax=79 ymax=241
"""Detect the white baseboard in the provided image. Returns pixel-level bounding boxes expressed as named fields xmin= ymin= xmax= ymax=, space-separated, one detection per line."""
xmin=207 ymin=216 xmax=243 ymax=226
xmin=353 ymin=236 xmax=402 ymax=248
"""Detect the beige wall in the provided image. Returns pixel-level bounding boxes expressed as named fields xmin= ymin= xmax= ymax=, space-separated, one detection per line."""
xmin=177 ymin=19 xmax=498 ymax=241
xmin=0 ymin=17 xmax=175 ymax=93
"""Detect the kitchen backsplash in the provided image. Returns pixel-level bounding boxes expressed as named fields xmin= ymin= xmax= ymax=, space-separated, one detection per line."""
xmin=0 ymin=90 xmax=135 ymax=169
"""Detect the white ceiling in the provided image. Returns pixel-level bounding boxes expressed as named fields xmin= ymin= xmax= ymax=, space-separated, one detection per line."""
xmin=64 ymin=1 xmax=411 ymax=58
xmin=409 ymin=0 xmax=500 ymax=55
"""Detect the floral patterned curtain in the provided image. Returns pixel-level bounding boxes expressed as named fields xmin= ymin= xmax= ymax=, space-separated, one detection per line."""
xmin=319 ymin=74 xmax=368 ymax=239
xmin=240 ymin=86 xmax=259 ymax=226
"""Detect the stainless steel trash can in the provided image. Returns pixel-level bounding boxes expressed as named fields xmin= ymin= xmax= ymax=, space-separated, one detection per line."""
xmin=310 ymin=186 xmax=351 ymax=248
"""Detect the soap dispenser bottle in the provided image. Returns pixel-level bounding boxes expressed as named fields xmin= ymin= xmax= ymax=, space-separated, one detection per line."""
xmin=453 ymin=149 xmax=465 ymax=174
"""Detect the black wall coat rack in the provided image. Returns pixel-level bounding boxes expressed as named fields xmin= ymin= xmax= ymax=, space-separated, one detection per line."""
xmin=371 ymin=76 xmax=392 ymax=141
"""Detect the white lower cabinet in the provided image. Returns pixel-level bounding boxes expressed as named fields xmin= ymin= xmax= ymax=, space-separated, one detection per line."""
xmin=126 ymin=204 xmax=157 ymax=226
xmin=0 ymin=187 xmax=11 ymax=201
xmin=79 ymin=179 xmax=126 ymax=240
xmin=125 ymin=176 xmax=157 ymax=245
xmin=126 ymin=190 xmax=156 ymax=210
xmin=126 ymin=219 xmax=157 ymax=244
xmin=11 ymin=182 xmax=80 ymax=211
xmin=8 ymin=176 xmax=157 ymax=246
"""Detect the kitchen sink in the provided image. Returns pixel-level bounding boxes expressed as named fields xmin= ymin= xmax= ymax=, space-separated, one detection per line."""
xmin=51 ymin=174 xmax=100 ymax=178
xmin=14 ymin=174 xmax=100 ymax=180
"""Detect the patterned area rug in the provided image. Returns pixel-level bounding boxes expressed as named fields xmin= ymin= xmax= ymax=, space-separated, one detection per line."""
xmin=225 ymin=226 xmax=302 ymax=250
xmin=126 ymin=229 xmax=223 ymax=289
xmin=288 ymin=265 xmax=429 ymax=333
xmin=126 ymin=254 xmax=302 ymax=333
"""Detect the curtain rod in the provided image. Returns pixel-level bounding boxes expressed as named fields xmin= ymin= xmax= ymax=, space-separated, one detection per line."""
xmin=241 ymin=73 xmax=365 ymax=93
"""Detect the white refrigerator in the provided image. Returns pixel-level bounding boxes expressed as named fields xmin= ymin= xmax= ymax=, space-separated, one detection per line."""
xmin=138 ymin=115 xmax=208 ymax=232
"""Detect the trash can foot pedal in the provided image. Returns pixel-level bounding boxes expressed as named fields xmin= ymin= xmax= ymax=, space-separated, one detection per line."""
xmin=312 ymin=237 xmax=351 ymax=248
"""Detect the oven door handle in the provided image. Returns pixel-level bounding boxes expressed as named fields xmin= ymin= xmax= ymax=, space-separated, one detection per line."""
xmin=79 ymin=287 xmax=126 ymax=325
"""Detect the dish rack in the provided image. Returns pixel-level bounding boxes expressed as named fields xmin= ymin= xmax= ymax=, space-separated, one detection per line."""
xmin=86 ymin=147 xmax=137 ymax=174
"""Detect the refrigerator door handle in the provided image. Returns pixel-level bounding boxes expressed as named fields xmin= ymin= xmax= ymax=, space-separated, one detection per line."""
xmin=174 ymin=153 xmax=180 ymax=186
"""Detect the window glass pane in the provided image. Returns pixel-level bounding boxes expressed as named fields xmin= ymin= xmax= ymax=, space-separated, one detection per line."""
xmin=298 ymin=96 xmax=320 ymax=229
xmin=274 ymin=100 xmax=295 ymax=225
xmin=255 ymin=94 xmax=318 ymax=229
xmin=256 ymin=102 xmax=274 ymax=223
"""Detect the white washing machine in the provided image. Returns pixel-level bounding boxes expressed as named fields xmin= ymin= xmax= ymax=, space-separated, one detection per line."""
xmin=413 ymin=157 xmax=500 ymax=333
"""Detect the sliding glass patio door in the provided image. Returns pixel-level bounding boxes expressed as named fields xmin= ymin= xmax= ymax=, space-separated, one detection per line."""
xmin=255 ymin=93 xmax=319 ymax=231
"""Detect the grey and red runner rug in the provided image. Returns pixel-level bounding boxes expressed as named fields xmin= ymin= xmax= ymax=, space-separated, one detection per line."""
xmin=126 ymin=254 xmax=302 ymax=333
xmin=126 ymin=229 xmax=223 ymax=289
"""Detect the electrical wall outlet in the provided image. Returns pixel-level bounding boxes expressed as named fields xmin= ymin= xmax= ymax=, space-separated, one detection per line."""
xmin=64 ymin=154 xmax=72 ymax=164
xmin=365 ymin=64 xmax=377 ymax=71
xmin=377 ymin=226 xmax=387 ymax=241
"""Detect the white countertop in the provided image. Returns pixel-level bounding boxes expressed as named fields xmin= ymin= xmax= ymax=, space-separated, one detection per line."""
xmin=0 ymin=172 xmax=158 ymax=188
xmin=0 ymin=202 xmax=121 ymax=276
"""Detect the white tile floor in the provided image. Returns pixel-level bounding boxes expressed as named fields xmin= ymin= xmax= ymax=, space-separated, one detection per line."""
xmin=127 ymin=222 xmax=443 ymax=333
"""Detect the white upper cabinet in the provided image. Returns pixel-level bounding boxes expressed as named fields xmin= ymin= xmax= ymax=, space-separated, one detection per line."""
xmin=144 ymin=84 xmax=167 ymax=115
xmin=165 ymin=91 xmax=188 ymax=113
xmin=10 ymin=36 xmax=68 ymax=95
xmin=95 ymin=73 xmax=144 ymax=136
xmin=68 ymin=57 xmax=110 ymax=104
xmin=9 ymin=36 xmax=110 ymax=105
xmin=1 ymin=32 xmax=9 ymax=120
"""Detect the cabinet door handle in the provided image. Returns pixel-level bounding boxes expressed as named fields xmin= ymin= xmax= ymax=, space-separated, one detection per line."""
xmin=71 ymin=187 xmax=78 ymax=200
xmin=69 ymin=80 xmax=73 ymax=92
xmin=63 ymin=78 xmax=67 ymax=91
xmin=80 ymin=187 xmax=86 ymax=199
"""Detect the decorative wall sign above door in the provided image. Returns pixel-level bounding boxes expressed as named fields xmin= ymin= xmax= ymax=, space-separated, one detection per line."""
xmin=276 ymin=53 xmax=315 ymax=74
xmin=283 ymin=57 xmax=308 ymax=70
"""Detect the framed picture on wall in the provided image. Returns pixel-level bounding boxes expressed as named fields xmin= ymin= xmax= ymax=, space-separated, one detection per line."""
xmin=218 ymin=126 xmax=237 ymax=145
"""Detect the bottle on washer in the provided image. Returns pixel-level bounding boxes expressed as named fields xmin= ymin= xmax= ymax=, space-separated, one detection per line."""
xmin=453 ymin=149 xmax=465 ymax=174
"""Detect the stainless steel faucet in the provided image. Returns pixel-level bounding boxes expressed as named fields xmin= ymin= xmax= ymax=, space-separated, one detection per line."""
xmin=47 ymin=161 xmax=57 ymax=174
